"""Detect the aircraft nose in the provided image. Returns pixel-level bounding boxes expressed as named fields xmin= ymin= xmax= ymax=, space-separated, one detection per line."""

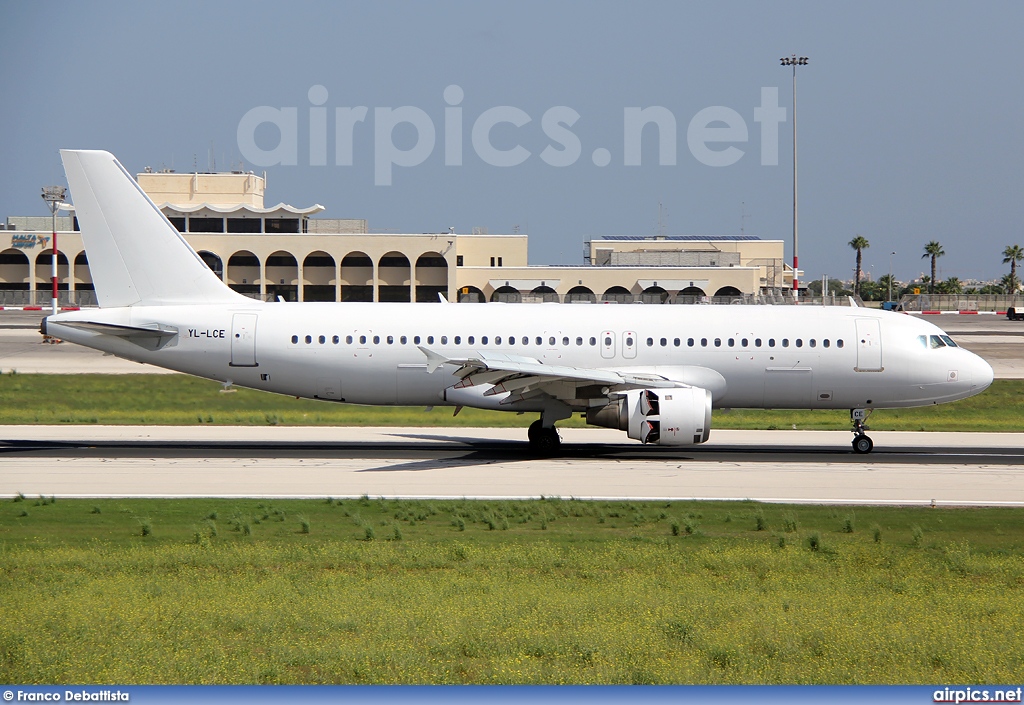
xmin=972 ymin=354 xmax=994 ymax=392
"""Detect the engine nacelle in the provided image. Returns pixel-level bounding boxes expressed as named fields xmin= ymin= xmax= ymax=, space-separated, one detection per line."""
xmin=587 ymin=387 xmax=712 ymax=446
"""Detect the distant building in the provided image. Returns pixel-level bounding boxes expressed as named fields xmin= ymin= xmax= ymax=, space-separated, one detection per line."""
xmin=1 ymin=168 xmax=794 ymax=306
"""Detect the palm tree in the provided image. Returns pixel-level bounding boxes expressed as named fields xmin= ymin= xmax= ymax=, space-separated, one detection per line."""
xmin=1003 ymin=245 xmax=1023 ymax=293
xmin=922 ymin=241 xmax=945 ymax=294
xmin=849 ymin=235 xmax=869 ymax=296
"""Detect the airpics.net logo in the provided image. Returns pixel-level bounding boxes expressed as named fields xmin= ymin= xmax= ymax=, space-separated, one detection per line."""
xmin=237 ymin=85 xmax=789 ymax=186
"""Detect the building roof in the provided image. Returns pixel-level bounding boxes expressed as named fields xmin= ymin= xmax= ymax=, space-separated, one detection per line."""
xmin=158 ymin=202 xmax=324 ymax=216
xmin=590 ymin=235 xmax=763 ymax=241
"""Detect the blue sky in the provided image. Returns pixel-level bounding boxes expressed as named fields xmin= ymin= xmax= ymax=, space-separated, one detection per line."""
xmin=2 ymin=0 xmax=1022 ymax=283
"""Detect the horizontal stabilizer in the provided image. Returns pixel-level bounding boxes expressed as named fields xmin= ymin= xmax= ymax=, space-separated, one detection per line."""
xmin=55 ymin=320 xmax=178 ymax=351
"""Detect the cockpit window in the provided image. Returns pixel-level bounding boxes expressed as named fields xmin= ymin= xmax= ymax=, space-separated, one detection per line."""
xmin=940 ymin=335 xmax=958 ymax=348
xmin=917 ymin=335 xmax=927 ymax=348
xmin=929 ymin=335 xmax=946 ymax=349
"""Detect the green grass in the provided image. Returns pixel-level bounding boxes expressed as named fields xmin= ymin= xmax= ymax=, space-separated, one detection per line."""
xmin=0 ymin=373 xmax=1020 ymax=430
xmin=1 ymin=497 xmax=1023 ymax=684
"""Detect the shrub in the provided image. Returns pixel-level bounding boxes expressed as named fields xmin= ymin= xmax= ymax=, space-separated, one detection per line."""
xmin=140 ymin=519 xmax=153 ymax=537
xmin=872 ymin=525 xmax=882 ymax=543
xmin=911 ymin=525 xmax=924 ymax=547
xmin=842 ymin=515 xmax=856 ymax=533
xmin=90 ymin=506 xmax=102 ymax=515
xmin=363 ymin=525 xmax=375 ymax=541
xmin=754 ymin=510 xmax=767 ymax=531
xmin=670 ymin=519 xmax=681 ymax=536
xmin=807 ymin=532 xmax=821 ymax=552
xmin=782 ymin=513 xmax=798 ymax=533
xmin=299 ymin=517 xmax=311 ymax=534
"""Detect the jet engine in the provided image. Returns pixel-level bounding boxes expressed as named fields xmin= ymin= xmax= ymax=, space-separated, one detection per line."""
xmin=586 ymin=387 xmax=712 ymax=445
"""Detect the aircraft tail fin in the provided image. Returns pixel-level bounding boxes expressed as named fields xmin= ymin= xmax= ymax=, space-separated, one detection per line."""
xmin=60 ymin=150 xmax=247 ymax=307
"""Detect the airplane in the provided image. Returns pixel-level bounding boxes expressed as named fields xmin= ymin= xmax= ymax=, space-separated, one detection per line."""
xmin=42 ymin=150 xmax=994 ymax=454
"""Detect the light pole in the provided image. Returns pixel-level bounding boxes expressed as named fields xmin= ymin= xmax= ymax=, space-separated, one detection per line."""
xmin=780 ymin=55 xmax=808 ymax=298
xmin=41 ymin=186 xmax=67 ymax=316
xmin=888 ymin=251 xmax=896 ymax=303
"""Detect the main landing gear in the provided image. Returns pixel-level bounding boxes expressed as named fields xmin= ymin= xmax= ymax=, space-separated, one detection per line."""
xmin=528 ymin=420 xmax=561 ymax=452
xmin=851 ymin=408 xmax=874 ymax=454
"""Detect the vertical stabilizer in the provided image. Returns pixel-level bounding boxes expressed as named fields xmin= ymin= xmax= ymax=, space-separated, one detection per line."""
xmin=60 ymin=149 xmax=246 ymax=307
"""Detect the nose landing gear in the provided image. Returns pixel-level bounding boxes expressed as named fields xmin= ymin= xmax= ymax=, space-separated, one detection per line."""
xmin=851 ymin=408 xmax=874 ymax=454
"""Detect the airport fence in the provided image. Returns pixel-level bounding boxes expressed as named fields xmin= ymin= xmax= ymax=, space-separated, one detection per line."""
xmin=898 ymin=294 xmax=1023 ymax=312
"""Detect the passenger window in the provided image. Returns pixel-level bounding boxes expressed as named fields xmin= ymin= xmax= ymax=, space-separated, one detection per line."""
xmin=809 ymin=339 xmax=816 ymax=348
xmin=454 ymin=336 xmax=461 ymax=345
xmin=628 ymin=336 xmax=635 ymax=346
xmin=536 ymin=337 xmax=542 ymax=345
xmin=441 ymin=336 xmax=448 ymax=345
xmin=400 ymin=336 xmax=407 ymax=345
xmin=481 ymin=336 xmax=488 ymax=345
xmin=414 ymin=335 xmax=421 ymax=344
xmin=305 ymin=335 xmax=312 ymax=344
xmin=701 ymin=338 xmax=708 ymax=347
xmin=522 ymin=336 xmax=529 ymax=345
xmin=837 ymin=340 xmax=844 ymax=348
xmin=508 ymin=337 xmax=515 ymax=346
xmin=346 ymin=335 xmax=353 ymax=344
xmin=427 ymin=336 xmax=434 ymax=344
xmin=549 ymin=336 xmax=556 ymax=346
xmin=782 ymin=339 xmax=789 ymax=347
xmin=823 ymin=339 xmax=830 ymax=348
xmin=755 ymin=338 xmax=762 ymax=347
xmin=769 ymin=338 xmax=776 ymax=347
xmin=646 ymin=337 xmax=653 ymax=347
xmin=562 ymin=336 xmax=569 ymax=346
xmin=673 ymin=338 xmax=680 ymax=347
xmin=714 ymin=338 xmax=722 ymax=347
xmin=604 ymin=336 xmax=612 ymax=346
xmin=387 ymin=335 xmax=394 ymax=345
xmin=688 ymin=338 xmax=694 ymax=347
xmin=576 ymin=336 xmax=583 ymax=346
xmin=742 ymin=338 xmax=748 ymax=347
xmin=796 ymin=339 xmax=803 ymax=348
xmin=728 ymin=338 xmax=735 ymax=347
xmin=332 ymin=335 xmax=339 ymax=344
xmin=660 ymin=338 xmax=667 ymax=347
xmin=590 ymin=337 xmax=597 ymax=346
xmin=467 ymin=336 xmax=474 ymax=345
xmin=941 ymin=335 xmax=958 ymax=347
xmin=291 ymin=335 xmax=298 ymax=344
xmin=318 ymin=335 xmax=325 ymax=344
xmin=495 ymin=336 xmax=501 ymax=345
xmin=373 ymin=335 xmax=380 ymax=344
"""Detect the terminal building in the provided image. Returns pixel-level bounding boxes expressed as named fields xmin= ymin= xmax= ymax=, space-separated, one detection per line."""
xmin=1 ymin=168 xmax=794 ymax=307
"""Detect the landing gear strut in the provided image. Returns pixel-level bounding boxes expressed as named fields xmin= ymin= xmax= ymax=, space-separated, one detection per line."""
xmin=851 ymin=408 xmax=874 ymax=454
xmin=528 ymin=420 xmax=561 ymax=452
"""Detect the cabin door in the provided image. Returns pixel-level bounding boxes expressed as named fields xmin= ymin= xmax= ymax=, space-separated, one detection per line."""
xmin=230 ymin=313 xmax=258 ymax=367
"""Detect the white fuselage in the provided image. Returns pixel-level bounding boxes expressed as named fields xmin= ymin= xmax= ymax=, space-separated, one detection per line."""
xmin=46 ymin=301 xmax=993 ymax=412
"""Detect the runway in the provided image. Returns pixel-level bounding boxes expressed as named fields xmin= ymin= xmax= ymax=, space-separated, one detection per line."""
xmin=2 ymin=426 xmax=1022 ymax=505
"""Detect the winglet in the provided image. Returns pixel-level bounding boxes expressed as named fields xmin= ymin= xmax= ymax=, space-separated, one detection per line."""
xmin=418 ymin=346 xmax=449 ymax=373
xmin=848 ymin=296 xmax=859 ymax=308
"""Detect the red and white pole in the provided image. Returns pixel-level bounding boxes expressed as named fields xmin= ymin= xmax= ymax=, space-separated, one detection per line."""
xmin=41 ymin=186 xmax=66 ymax=316
xmin=51 ymin=219 xmax=58 ymax=315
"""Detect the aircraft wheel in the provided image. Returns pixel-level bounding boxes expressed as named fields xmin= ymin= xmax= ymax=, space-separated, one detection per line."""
xmin=852 ymin=434 xmax=874 ymax=454
xmin=528 ymin=421 xmax=561 ymax=453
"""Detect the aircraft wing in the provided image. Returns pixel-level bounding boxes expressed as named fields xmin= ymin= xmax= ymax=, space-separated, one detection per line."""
xmin=418 ymin=347 xmax=681 ymax=405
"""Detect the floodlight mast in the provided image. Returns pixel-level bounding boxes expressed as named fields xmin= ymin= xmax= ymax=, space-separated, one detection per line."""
xmin=780 ymin=55 xmax=808 ymax=298
xmin=41 ymin=186 xmax=67 ymax=316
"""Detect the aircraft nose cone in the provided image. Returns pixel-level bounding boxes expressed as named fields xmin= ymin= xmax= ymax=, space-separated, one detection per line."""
xmin=973 ymin=355 xmax=994 ymax=392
